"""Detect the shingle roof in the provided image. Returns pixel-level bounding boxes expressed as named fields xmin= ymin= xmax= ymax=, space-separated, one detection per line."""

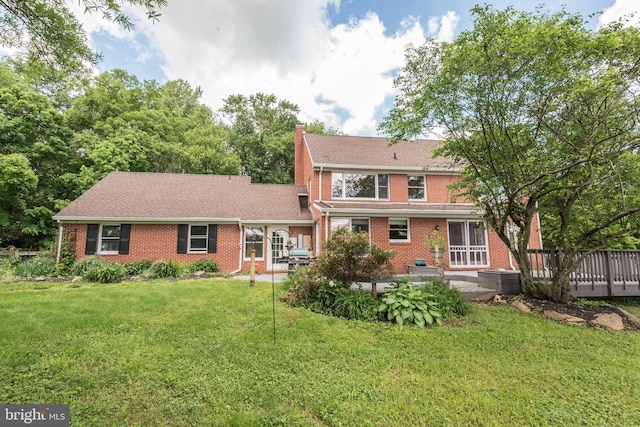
xmin=303 ymin=134 xmax=456 ymax=171
xmin=54 ymin=172 xmax=313 ymax=223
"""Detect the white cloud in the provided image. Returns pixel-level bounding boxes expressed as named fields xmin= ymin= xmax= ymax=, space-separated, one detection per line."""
xmin=428 ymin=11 xmax=460 ymax=42
xmin=70 ymin=1 xmax=464 ymax=136
xmin=598 ymin=0 xmax=640 ymax=27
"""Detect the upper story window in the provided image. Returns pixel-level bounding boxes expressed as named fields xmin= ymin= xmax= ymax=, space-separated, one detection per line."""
xmin=408 ymin=175 xmax=426 ymax=200
xmin=332 ymin=172 xmax=389 ymax=199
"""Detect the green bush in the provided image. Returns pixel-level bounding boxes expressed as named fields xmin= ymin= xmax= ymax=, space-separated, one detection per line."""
xmin=281 ymin=267 xmax=324 ymax=307
xmin=185 ymin=259 xmax=219 ymax=273
xmin=378 ymin=279 xmax=443 ymax=327
xmin=146 ymin=259 xmax=180 ymax=279
xmin=315 ymin=281 xmax=379 ymax=321
xmin=421 ymin=278 xmax=473 ymax=318
xmin=123 ymin=259 xmax=153 ymax=275
xmin=84 ymin=262 xmax=126 ymax=284
xmin=14 ymin=256 xmax=56 ymax=278
xmin=57 ymin=242 xmax=76 ymax=275
xmin=72 ymin=256 xmax=104 ymax=276
xmin=315 ymin=227 xmax=395 ymax=286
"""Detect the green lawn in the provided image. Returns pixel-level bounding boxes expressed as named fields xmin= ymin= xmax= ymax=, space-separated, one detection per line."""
xmin=1 ymin=279 xmax=639 ymax=426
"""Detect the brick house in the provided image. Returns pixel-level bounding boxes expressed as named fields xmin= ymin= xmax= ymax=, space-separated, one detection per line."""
xmin=53 ymin=125 xmax=542 ymax=273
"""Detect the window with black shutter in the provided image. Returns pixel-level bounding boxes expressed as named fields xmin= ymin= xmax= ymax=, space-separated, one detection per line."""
xmin=85 ymin=224 xmax=99 ymax=255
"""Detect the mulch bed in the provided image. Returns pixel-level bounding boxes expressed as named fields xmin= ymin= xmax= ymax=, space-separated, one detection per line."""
xmin=491 ymin=295 xmax=640 ymax=330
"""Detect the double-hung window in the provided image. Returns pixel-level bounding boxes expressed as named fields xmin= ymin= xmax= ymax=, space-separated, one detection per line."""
xmin=189 ymin=225 xmax=208 ymax=252
xmin=389 ymin=219 xmax=409 ymax=241
xmin=86 ymin=223 xmax=131 ymax=255
xmin=244 ymin=227 xmax=264 ymax=259
xmin=99 ymin=225 xmax=120 ymax=253
xmin=330 ymin=218 xmax=370 ymax=235
xmin=332 ymin=173 xmax=389 ymax=199
xmin=177 ymin=224 xmax=218 ymax=254
xmin=408 ymin=175 xmax=426 ymax=200
xmin=448 ymin=220 xmax=489 ymax=266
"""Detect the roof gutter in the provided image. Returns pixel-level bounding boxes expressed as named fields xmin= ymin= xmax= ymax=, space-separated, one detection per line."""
xmin=313 ymin=205 xmax=482 ymax=218
xmin=312 ymin=163 xmax=462 ymax=174
xmin=52 ymin=216 xmax=244 ymax=223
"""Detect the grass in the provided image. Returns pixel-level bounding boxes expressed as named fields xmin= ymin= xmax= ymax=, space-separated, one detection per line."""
xmin=1 ymin=279 xmax=640 ymax=426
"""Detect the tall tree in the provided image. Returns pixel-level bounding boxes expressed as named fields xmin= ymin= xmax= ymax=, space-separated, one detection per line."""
xmin=0 ymin=61 xmax=77 ymax=247
xmin=380 ymin=6 xmax=640 ymax=303
xmin=220 ymin=93 xmax=300 ymax=184
xmin=65 ymin=69 xmax=239 ymax=189
xmin=0 ymin=0 xmax=166 ymax=71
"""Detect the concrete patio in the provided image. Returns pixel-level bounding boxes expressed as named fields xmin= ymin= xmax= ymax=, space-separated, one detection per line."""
xmin=233 ymin=270 xmax=499 ymax=301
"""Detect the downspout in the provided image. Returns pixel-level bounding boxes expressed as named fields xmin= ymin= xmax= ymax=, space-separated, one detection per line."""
xmin=509 ymin=250 xmax=516 ymax=271
xmin=55 ymin=221 xmax=64 ymax=263
xmin=318 ymin=166 xmax=325 ymax=256
xmin=536 ymin=203 xmax=543 ymax=249
xmin=231 ymin=221 xmax=244 ymax=274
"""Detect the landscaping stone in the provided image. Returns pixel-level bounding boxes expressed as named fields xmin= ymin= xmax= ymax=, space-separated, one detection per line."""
xmin=592 ymin=313 xmax=624 ymax=331
xmin=617 ymin=309 xmax=640 ymax=329
xmin=492 ymin=294 xmax=507 ymax=305
xmin=543 ymin=310 xmax=585 ymax=324
xmin=511 ymin=300 xmax=531 ymax=313
xmin=34 ymin=276 xmax=46 ymax=282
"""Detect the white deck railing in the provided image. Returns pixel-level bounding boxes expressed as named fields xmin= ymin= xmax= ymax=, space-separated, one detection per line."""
xmin=449 ymin=245 xmax=488 ymax=267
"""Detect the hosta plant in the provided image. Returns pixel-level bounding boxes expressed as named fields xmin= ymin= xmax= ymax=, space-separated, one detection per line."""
xmin=378 ymin=280 xmax=443 ymax=327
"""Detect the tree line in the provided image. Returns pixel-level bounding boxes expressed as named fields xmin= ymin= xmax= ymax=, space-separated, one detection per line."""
xmin=0 ymin=60 xmax=332 ymax=248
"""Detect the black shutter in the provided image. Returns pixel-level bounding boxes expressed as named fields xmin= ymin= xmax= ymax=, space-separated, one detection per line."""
xmin=207 ymin=224 xmax=218 ymax=253
xmin=177 ymin=224 xmax=188 ymax=254
xmin=118 ymin=224 xmax=131 ymax=254
xmin=85 ymin=224 xmax=99 ymax=255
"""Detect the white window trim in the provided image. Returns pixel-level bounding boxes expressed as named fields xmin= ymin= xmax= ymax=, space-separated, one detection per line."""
xmin=188 ymin=224 xmax=208 ymax=253
xmin=244 ymin=226 xmax=265 ymax=260
xmin=330 ymin=217 xmax=371 ymax=235
xmin=389 ymin=218 xmax=410 ymax=242
xmin=408 ymin=175 xmax=427 ymax=200
xmin=97 ymin=224 xmax=120 ymax=255
xmin=447 ymin=219 xmax=490 ymax=268
xmin=331 ymin=172 xmax=389 ymax=200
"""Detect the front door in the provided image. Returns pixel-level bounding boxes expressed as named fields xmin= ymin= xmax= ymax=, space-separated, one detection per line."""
xmin=268 ymin=228 xmax=289 ymax=271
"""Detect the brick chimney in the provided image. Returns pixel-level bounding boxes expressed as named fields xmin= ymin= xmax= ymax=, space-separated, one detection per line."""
xmin=294 ymin=124 xmax=306 ymax=185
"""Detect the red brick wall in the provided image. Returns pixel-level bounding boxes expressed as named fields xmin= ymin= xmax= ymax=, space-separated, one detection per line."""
xmin=68 ymin=223 xmax=243 ymax=272
xmin=427 ymin=174 xmax=465 ymax=203
xmin=308 ymin=216 xmax=515 ymax=273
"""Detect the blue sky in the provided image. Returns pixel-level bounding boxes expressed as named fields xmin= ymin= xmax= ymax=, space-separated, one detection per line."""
xmin=70 ymin=0 xmax=637 ymax=135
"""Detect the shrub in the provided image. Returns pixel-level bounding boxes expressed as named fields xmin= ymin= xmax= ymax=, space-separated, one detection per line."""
xmin=281 ymin=267 xmax=324 ymax=307
xmin=315 ymin=227 xmax=395 ymax=286
xmin=72 ymin=256 xmax=104 ymax=277
xmin=315 ymin=281 xmax=379 ymax=321
xmin=84 ymin=262 xmax=126 ymax=284
xmin=14 ymin=256 xmax=56 ymax=278
xmin=57 ymin=242 xmax=76 ymax=276
xmin=378 ymin=279 xmax=443 ymax=327
xmin=421 ymin=278 xmax=473 ymax=318
xmin=185 ymin=259 xmax=219 ymax=273
xmin=123 ymin=259 xmax=153 ymax=275
xmin=146 ymin=259 xmax=180 ymax=279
